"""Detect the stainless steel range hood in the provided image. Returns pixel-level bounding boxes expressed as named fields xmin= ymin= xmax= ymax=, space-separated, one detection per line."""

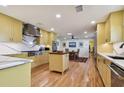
xmin=23 ymin=24 xmax=40 ymax=37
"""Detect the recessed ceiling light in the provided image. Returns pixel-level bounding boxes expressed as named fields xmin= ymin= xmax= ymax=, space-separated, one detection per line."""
xmin=56 ymin=14 xmax=61 ymax=18
xmin=50 ymin=28 xmax=54 ymax=31
xmin=84 ymin=31 xmax=87 ymax=34
xmin=91 ymin=21 xmax=96 ymax=24
xmin=67 ymin=33 xmax=72 ymax=35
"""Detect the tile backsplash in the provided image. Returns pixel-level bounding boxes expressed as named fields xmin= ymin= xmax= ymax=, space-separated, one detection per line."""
xmin=97 ymin=43 xmax=113 ymax=53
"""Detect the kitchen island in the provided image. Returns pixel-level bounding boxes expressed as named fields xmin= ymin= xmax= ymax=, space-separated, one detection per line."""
xmin=0 ymin=56 xmax=32 ymax=87
xmin=49 ymin=52 xmax=69 ymax=74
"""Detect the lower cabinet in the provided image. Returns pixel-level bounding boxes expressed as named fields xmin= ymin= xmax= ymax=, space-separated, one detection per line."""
xmin=28 ymin=53 xmax=49 ymax=68
xmin=0 ymin=63 xmax=31 ymax=87
xmin=97 ymin=55 xmax=111 ymax=87
xmin=8 ymin=52 xmax=49 ymax=68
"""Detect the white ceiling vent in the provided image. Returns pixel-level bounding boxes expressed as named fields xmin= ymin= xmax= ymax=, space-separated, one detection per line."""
xmin=75 ymin=5 xmax=83 ymax=12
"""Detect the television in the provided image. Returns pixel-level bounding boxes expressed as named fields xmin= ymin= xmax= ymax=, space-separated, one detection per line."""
xmin=69 ymin=42 xmax=76 ymax=47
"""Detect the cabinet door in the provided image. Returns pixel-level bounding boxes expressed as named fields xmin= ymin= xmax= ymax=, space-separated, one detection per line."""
xmin=105 ymin=18 xmax=110 ymax=42
xmin=97 ymin=56 xmax=104 ymax=77
xmin=104 ymin=60 xmax=111 ymax=87
xmin=122 ymin=11 xmax=124 ymax=41
xmin=0 ymin=14 xmax=12 ymax=41
xmin=43 ymin=31 xmax=48 ymax=45
xmin=97 ymin=56 xmax=111 ymax=87
xmin=0 ymin=13 xmax=22 ymax=42
xmin=110 ymin=11 xmax=123 ymax=42
xmin=12 ymin=20 xmax=22 ymax=42
xmin=48 ymin=32 xmax=53 ymax=45
xmin=97 ymin=23 xmax=105 ymax=45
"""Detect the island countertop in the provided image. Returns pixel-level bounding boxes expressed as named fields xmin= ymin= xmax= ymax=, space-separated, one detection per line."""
xmin=0 ymin=56 xmax=33 ymax=70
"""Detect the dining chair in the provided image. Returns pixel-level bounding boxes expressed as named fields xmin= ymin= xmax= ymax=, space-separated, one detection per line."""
xmin=65 ymin=48 xmax=69 ymax=53
xmin=75 ymin=49 xmax=80 ymax=61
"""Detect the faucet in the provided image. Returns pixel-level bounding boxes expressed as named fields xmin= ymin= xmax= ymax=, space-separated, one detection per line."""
xmin=120 ymin=42 xmax=124 ymax=48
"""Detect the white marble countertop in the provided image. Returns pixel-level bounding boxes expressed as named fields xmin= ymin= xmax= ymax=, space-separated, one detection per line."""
xmin=0 ymin=56 xmax=33 ymax=70
xmin=0 ymin=44 xmax=22 ymax=55
xmin=98 ymin=52 xmax=124 ymax=70
xmin=1 ymin=42 xmax=40 ymax=52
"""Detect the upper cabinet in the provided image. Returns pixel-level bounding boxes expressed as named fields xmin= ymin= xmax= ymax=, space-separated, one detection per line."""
xmin=38 ymin=29 xmax=57 ymax=46
xmin=97 ymin=23 xmax=105 ymax=45
xmin=97 ymin=10 xmax=124 ymax=44
xmin=109 ymin=11 xmax=123 ymax=42
xmin=11 ymin=19 xmax=22 ymax=42
xmin=0 ymin=13 xmax=22 ymax=42
xmin=105 ymin=17 xmax=110 ymax=42
xmin=122 ymin=11 xmax=124 ymax=41
xmin=48 ymin=32 xmax=57 ymax=45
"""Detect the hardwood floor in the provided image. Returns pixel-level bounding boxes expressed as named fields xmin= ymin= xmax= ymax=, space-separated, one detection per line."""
xmin=31 ymin=55 xmax=104 ymax=87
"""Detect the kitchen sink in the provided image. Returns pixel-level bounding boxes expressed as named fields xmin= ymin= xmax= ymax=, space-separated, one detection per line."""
xmin=108 ymin=56 xmax=124 ymax=60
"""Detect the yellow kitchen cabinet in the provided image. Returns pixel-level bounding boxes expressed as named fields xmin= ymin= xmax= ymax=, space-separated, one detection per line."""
xmin=0 ymin=13 xmax=12 ymax=41
xmin=122 ymin=11 xmax=124 ymax=41
xmin=97 ymin=55 xmax=111 ymax=87
xmin=105 ymin=18 xmax=110 ymax=42
xmin=104 ymin=60 xmax=111 ymax=87
xmin=48 ymin=32 xmax=57 ymax=46
xmin=97 ymin=56 xmax=104 ymax=78
xmin=0 ymin=13 xmax=22 ymax=42
xmin=31 ymin=53 xmax=49 ymax=68
xmin=0 ymin=63 xmax=31 ymax=87
xmin=109 ymin=11 xmax=123 ymax=42
xmin=97 ymin=23 xmax=105 ymax=45
xmin=97 ymin=11 xmax=124 ymax=43
xmin=49 ymin=53 xmax=69 ymax=74
xmin=39 ymin=29 xmax=57 ymax=49
xmin=26 ymin=53 xmax=49 ymax=68
xmin=38 ymin=29 xmax=44 ymax=44
xmin=44 ymin=31 xmax=49 ymax=45
xmin=39 ymin=29 xmax=49 ymax=45
xmin=12 ymin=19 xmax=23 ymax=42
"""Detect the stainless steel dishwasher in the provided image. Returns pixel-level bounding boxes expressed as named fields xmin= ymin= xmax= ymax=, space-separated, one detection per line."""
xmin=108 ymin=63 xmax=124 ymax=87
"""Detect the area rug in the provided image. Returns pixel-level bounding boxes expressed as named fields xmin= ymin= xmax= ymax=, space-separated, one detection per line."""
xmin=70 ymin=57 xmax=88 ymax=63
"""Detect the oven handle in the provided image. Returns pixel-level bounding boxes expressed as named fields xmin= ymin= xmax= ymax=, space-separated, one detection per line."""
xmin=107 ymin=64 xmax=124 ymax=80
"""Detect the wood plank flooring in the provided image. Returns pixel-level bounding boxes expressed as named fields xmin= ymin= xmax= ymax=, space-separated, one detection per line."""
xmin=31 ymin=55 xmax=104 ymax=87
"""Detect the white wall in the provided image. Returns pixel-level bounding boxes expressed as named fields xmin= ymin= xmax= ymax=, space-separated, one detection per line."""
xmin=58 ymin=39 xmax=89 ymax=58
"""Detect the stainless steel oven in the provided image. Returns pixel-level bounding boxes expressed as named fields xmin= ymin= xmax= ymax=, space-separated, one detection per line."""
xmin=108 ymin=63 xmax=124 ymax=87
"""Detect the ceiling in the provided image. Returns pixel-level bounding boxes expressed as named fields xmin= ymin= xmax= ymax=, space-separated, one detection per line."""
xmin=0 ymin=5 xmax=124 ymax=39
